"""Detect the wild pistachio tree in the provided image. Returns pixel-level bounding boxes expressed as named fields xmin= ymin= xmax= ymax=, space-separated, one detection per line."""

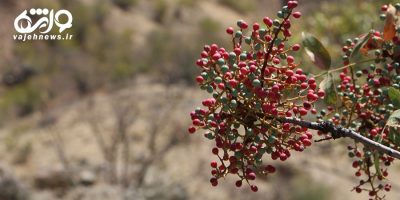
xmin=188 ymin=1 xmax=400 ymax=199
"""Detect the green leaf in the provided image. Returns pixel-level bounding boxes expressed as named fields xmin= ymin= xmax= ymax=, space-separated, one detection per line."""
xmin=388 ymin=127 xmax=399 ymax=146
xmin=373 ymin=152 xmax=382 ymax=177
xmin=302 ymin=32 xmax=331 ymax=70
xmin=388 ymin=127 xmax=396 ymax=142
xmin=350 ymin=33 xmax=372 ymax=59
xmin=387 ymin=109 xmax=400 ymax=128
xmin=388 ymin=87 xmax=400 ymax=109
xmin=396 ymin=128 xmax=400 ymax=145
xmin=319 ymin=73 xmax=337 ymax=105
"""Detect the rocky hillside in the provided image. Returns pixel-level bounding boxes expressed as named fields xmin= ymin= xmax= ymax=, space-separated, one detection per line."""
xmin=0 ymin=0 xmax=399 ymax=200
xmin=0 ymin=77 xmax=399 ymax=200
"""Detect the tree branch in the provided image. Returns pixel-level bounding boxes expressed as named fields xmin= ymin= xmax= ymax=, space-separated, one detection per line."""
xmin=281 ymin=117 xmax=400 ymax=159
xmin=261 ymin=11 xmax=292 ymax=83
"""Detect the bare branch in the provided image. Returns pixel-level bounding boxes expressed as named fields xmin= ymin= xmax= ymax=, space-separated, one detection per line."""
xmin=282 ymin=117 xmax=400 ymax=159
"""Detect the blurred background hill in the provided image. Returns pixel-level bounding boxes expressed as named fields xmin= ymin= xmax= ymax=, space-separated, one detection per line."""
xmin=0 ymin=0 xmax=399 ymax=199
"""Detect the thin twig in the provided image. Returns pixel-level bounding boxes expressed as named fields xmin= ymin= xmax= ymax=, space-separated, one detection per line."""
xmin=261 ymin=11 xmax=292 ymax=83
xmin=313 ymin=58 xmax=375 ymax=79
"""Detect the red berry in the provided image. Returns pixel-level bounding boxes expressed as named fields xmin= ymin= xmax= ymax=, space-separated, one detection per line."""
xmin=299 ymin=108 xmax=308 ymax=116
xmin=287 ymin=1 xmax=298 ymax=9
xmin=211 ymin=161 xmax=218 ymax=168
xmin=210 ymin=178 xmax=218 ymax=186
xmin=247 ymin=172 xmax=256 ymax=180
xmin=385 ymin=184 xmax=391 ymax=192
xmin=226 ymin=27 xmax=234 ymax=35
xmin=250 ymin=185 xmax=258 ymax=192
xmin=311 ymin=108 xmax=317 ymax=114
xmin=285 ymin=70 xmax=294 ymax=77
xmin=306 ymin=132 xmax=313 ymax=139
xmin=352 ymin=161 xmax=359 ymax=168
xmin=308 ymin=78 xmax=316 ymax=84
xmin=200 ymin=51 xmax=208 ymax=58
xmin=196 ymin=59 xmax=204 ymax=67
xmin=370 ymin=129 xmax=378 ymax=137
xmin=253 ymin=23 xmax=260 ymax=30
xmin=381 ymin=5 xmax=388 ymax=12
xmin=265 ymin=35 xmax=272 ymax=42
xmin=287 ymin=56 xmax=295 ymax=64
xmin=383 ymin=170 xmax=388 ymax=177
xmin=303 ymin=102 xmax=312 ymax=110
xmin=292 ymin=12 xmax=302 ymax=19
xmin=317 ymin=90 xmax=325 ymax=98
xmin=239 ymin=21 xmax=248 ymax=29
xmin=188 ymin=126 xmax=196 ymax=134
xmin=292 ymin=44 xmax=301 ymax=51
xmin=300 ymin=82 xmax=308 ymax=89
xmin=265 ymin=165 xmax=276 ymax=173
xmin=212 ymin=147 xmax=219 ymax=155
xmin=263 ymin=17 xmax=273 ymax=27
xmin=210 ymin=44 xmax=218 ymax=52
xmin=368 ymin=191 xmax=376 ymax=196
xmin=212 ymin=53 xmax=221 ymax=60
xmin=228 ymin=79 xmax=238 ymax=88
xmin=302 ymin=139 xmax=312 ymax=146
xmin=217 ymin=83 xmax=225 ymax=90
xmin=196 ymin=76 xmax=204 ymax=84
xmin=235 ymin=180 xmax=242 ymax=187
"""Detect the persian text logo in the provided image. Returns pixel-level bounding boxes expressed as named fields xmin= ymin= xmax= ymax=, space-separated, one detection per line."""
xmin=13 ymin=8 xmax=73 ymax=41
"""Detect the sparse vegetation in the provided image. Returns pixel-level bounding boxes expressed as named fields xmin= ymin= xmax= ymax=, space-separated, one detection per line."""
xmin=218 ymin=0 xmax=255 ymax=14
xmin=112 ymin=0 xmax=137 ymax=10
xmin=1 ymin=0 xmax=400 ymax=200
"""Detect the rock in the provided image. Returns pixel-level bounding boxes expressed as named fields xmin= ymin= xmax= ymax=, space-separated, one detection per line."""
xmin=64 ymin=184 xmax=124 ymax=200
xmin=0 ymin=164 xmax=28 ymax=200
xmin=79 ymin=170 xmax=96 ymax=186
xmin=34 ymin=167 xmax=73 ymax=190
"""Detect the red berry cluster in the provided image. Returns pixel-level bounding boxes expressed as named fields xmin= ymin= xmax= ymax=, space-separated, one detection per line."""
xmin=329 ymin=5 xmax=400 ymax=199
xmin=188 ymin=1 xmax=326 ymax=191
